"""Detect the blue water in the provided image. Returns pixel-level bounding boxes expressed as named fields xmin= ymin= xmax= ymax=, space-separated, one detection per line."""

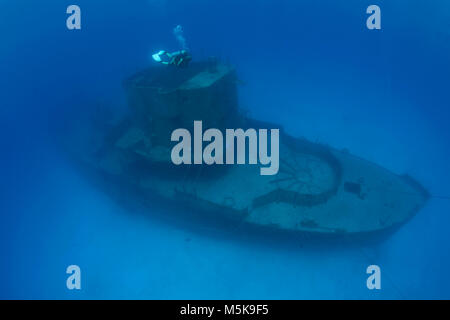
xmin=1 ymin=0 xmax=450 ymax=299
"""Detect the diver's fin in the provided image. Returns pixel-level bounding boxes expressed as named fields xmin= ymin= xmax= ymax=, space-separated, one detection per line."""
xmin=152 ymin=50 xmax=166 ymax=62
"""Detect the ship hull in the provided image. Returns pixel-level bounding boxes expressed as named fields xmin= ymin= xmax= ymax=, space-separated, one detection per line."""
xmin=72 ymin=117 xmax=428 ymax=237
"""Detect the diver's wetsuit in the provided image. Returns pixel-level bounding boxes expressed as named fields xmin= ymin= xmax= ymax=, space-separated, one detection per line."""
xmin=153 ymin=49 xmax=192 ymax=67
xmin=169 ymin=50 xmax=192 ymax=67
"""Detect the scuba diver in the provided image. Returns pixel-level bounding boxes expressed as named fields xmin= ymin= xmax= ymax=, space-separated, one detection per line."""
xmin=152 ymin=49 xmax=192 ymax=67
xmin=152 ymin=25 xmax=192 ymax=68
